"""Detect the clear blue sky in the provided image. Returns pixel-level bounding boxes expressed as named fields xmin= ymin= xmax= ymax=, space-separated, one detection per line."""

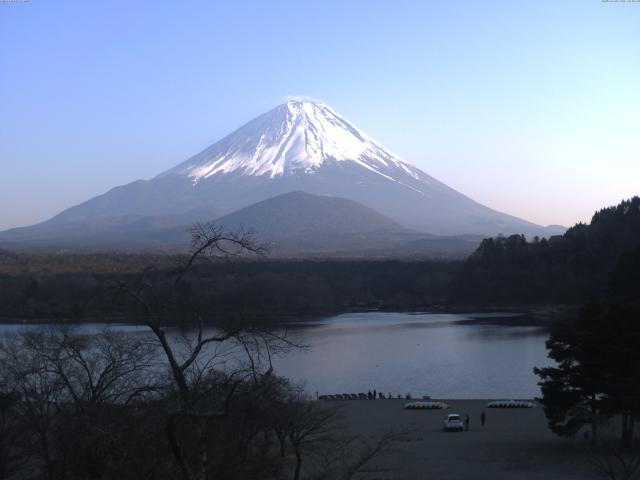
xmin=1 ymin=0 xmax=639 ymax=230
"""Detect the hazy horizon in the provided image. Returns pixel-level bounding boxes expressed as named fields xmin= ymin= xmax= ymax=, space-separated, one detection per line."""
xmin=1 ymin=1 xmax=639 ymax=231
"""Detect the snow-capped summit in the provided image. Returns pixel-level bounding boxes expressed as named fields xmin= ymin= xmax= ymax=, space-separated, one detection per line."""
xmin=162 ymin=100 xmax=430 ymax=191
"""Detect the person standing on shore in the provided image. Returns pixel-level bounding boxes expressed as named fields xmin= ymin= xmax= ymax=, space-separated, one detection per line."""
xmin=481 ymin=411 xmax=486 ymax=427
xmin=464 ymin=414 xmax=470 ymax=431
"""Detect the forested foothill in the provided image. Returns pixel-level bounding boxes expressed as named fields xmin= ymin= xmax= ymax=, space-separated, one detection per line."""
xmin=454 ymin=196 xmax=640 ymax=305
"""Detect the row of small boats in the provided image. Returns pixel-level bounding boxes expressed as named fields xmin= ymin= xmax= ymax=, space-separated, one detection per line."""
xmin=320 ymin=393 xmax=432 ymax=401
xmin=319 ymin=393 xmax=371 ymax=401
xmin=320 ymin=395 xmax=536 ymax=409
xmin=486 ymin=400 xmax=535 ymax=408
xmin=404 ymin=401 xmax=449 ymax=410
xmin=403 ymin=400 xmax=536 ymax=410
xmin=319 ymin=393 xmax=403 ymax=401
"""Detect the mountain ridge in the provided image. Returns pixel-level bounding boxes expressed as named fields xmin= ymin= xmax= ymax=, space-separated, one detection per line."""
xmin=0 ymin=99 xmax=565 ymax=250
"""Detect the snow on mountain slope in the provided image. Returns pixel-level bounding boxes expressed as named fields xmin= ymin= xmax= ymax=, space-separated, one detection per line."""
xmin=161 ymin=100 xmax=432 ymax=193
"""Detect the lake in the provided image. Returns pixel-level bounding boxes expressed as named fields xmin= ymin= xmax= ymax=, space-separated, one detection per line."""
xmin=273 ymin=312 xmax=551 ymax=399
xmin=0 ymin=312 xmax=551 ymax=399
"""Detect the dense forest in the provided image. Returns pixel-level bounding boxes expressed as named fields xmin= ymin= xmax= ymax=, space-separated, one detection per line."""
xmin=0 ymin=197 xmax=638 ymax=324
xmin=533 ymin=228 xmax=640 ymax=472
xmin=454 ymin=196 xmax=640 ymax=305
xmin=0 ymin=257 xmax=459 ymax=322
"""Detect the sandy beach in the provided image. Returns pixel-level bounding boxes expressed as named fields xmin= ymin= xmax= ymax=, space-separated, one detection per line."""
xmin=334 ymin=399 xmax=599 ymax=479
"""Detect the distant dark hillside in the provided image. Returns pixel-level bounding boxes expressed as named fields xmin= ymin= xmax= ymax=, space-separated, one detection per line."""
xmin=172 ymin=191 xmax=481 ymax=258
xmin=454 ymin=197 xmax=640 ymax=304
xmin=214 ymin=190 xmax=405 ymax=237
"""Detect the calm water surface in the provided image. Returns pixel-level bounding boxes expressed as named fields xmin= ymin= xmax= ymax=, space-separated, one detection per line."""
xmin=0 ymin=312 xmax=551 ymax=399
xmin=273 ymin=312 xmax=551 ymax=399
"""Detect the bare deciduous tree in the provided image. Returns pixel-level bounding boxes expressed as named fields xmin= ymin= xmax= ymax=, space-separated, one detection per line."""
xmin=0 ymin=326 xmax=159 ymax=480
xmin=111 ymin=223 xmax=300 ymax=480
xmin=0 ymin=223 xmax=397 ymax=480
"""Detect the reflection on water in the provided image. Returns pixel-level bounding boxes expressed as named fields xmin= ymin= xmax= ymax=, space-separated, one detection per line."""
xmin=273 ymin=312 xmax=551 ymax=399
xmin=0 ymin=312 xmax=551 ymax=399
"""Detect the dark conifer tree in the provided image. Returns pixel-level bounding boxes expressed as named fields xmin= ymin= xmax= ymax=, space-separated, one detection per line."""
xmin=536 ymin=244 xmax=640 ymax=445
xmin=534 ymin=304 xmax=610 ymax=443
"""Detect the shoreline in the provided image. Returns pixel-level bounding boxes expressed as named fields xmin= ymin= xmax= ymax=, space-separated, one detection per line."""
xmin=321 ymin=397 xmax=539 ymax=402
xmin=336 ymin=399 xmax=597 ymax=479
xmin=0 ymin=306 xmax=563 ymax=327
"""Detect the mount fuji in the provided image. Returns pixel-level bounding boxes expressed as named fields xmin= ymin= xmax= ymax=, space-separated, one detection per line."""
xmin=0 ymin=99 xmax=563 ymax=252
